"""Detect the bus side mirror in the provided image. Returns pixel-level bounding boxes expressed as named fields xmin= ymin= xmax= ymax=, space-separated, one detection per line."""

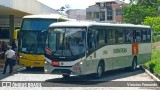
xmin=41 ymin=30 xmax=47 ymax=34
xmin=41 ymin=30 xmax=48 ymax=37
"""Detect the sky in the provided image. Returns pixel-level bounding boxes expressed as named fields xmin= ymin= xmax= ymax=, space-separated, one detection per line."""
xmin=37 ymin=0 xmax=129 ymax=9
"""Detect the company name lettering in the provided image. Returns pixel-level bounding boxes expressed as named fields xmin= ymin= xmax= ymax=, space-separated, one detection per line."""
xmin=113 ymin=48 xmax=127 ymax=53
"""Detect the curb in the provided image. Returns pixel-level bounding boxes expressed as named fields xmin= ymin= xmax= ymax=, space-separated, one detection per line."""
xmin=142 ymin=66 xmax=160 ymax=81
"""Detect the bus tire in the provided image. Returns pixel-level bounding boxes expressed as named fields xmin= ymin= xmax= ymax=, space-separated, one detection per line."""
xmin=131 ymin=57 xmax=137 ymax=71
xmin=62 ymin=74 xmax=70 ymax=78
xmin=95 ymin=61 xmax=104 ymax=78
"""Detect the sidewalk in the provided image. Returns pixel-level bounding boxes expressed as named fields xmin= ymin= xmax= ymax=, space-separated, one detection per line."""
xmin=0 ymin=59 xmax=23 ymax=73
xmin=0 ymin=59 xmax=5 ymax=71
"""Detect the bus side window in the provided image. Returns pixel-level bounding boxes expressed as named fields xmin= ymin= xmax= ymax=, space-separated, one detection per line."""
xmin=116 ymin=29 xmax=125 ymax=44
xmin=105 ymin=30 xmax=108 ymax=44
xmin=126 ymin=30 xmax=133 ymax=43
xmin=108 ymin=29 xmax=116 ymax=44
xmin=98 ymin=30 xmax=105 ymax=47
xmin=141 ymin=30 xmax=147 ymax=42
xmin=135 ymin=30 xmax=141 ymax=43
xmin=147 ymin=29 xmax=151 ymax=42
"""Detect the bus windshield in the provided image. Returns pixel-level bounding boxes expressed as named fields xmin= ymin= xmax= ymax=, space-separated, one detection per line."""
xmin=48 ymin=27 xmax=86 ymax=57
xmin=21 ymin=18 xmax=57 ymax=30
xmin=19 ymin=18 xmax=57 ymax=54
xmin=20 ymin=31 xmax=45 ymax=54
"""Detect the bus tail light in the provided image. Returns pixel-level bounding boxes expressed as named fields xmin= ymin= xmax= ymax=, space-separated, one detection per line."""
xmin=51 ymin=60 xmax=60 ymax=66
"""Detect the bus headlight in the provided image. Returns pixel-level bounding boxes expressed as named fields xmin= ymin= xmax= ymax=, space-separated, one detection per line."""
xmin=76 ymin=60 xmax=83 ymax=66
xmin=19 ymin=55 xmax=26 ymax=59
xmin=79 ymin=61 xmax=83 ymax=65
xmin=45 ymin=69 xmax=48 ymax=72
xmin=45 ymin=61 xmax=48 ymax=64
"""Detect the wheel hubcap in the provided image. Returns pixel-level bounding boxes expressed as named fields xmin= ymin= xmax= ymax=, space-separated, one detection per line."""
xmin=133 ymin=61 xmax=136 ymax=70
xmin=98 ymin=66 xmax=102 ymax=77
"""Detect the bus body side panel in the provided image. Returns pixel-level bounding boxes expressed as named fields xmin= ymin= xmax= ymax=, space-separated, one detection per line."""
xmin=85 ymin=57 xmax=99 ymax=74
xmin=137 ymin=43 xmax=152 ymax=64
xmin=86 ymin=44 xmax=133 ymax=73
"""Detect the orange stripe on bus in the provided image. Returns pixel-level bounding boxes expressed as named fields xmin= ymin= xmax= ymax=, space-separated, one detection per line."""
xmin=132 ymin=44 xmax=138 ymax=55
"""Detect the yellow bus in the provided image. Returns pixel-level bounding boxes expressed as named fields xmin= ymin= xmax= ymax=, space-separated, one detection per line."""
xmin=18 ymin=14 xmax=69 ymax=70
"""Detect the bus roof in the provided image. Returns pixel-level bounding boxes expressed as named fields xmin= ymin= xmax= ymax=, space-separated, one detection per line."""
xmin=49 ymin=21 xmax=151 ymax=28
xmin=23 ymin=14 xmax=69 ymax=20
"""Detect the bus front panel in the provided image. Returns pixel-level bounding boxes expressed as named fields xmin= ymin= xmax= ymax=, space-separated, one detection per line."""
xmin=19 ymin=53 xmax=44 ymax=67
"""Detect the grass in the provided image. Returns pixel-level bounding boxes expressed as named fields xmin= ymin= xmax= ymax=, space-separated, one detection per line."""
xmin=145 ymin=42 xmax=160 ymax=78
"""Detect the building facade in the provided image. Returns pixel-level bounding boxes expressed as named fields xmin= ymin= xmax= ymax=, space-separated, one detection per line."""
xmin=0 ymin=0 xmax=61 ymax=43
xmin=66 ymin=9 xmax=86 ymax=20
xmin=86 ymin=0 xmax=127 ymax=23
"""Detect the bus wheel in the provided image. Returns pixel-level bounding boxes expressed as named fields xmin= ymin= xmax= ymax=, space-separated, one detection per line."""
xmin=131 ymin=57 xmax=137 ymax=71
xmin=62 ymin=74 xmax=70 ymax=78
xmin=95 ymin=62 xmax=104 ymax=78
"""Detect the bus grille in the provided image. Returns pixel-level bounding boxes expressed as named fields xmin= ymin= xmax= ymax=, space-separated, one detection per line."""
xmin=52 ymin=69 xmax=71 ymax=74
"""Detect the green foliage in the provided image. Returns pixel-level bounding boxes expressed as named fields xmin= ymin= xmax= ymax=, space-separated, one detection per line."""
xmin=136 ymin=0 xmax=160 ymax=7
xmin=145 ymin=49 xmax=160 ymax=74
xmin=123 ymin=6 xmax=156 ymax=24
xmin=123 ymin=5 xmax=156 ymax=24
xmin=143 ymin=16 xmax=160 ymax=34
xmin=123 ymin=0 xmax=159 ymax=24
xmin=145 ymin=60 xmax=156 ymax=73
xmin=130 ymin=0 xmax=160 ymax=6
xmin=151 ymin=49 xmax=160 ymax=60
xmin=153 ymin=36 xmax=160 ymax=42
xmin=154 ymin=61 xmax=160 ymax=74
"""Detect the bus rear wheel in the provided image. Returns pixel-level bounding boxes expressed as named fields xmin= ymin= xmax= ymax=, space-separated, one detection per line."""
xmin=131 ymin=57 xmax=137 ymax=71
xmin=62 ymin=74 xmax=70 ymax=78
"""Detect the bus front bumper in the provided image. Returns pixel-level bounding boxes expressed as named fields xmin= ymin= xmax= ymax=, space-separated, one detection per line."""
xmin=19 ymin=59 xmax=44 ymax=67
xmin=44 ymin=61 xmax=83 ymax=75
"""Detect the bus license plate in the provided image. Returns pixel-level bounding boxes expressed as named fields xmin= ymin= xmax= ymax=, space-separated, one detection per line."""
xmin=34 ymin=62 xmax=40 ymax=65
xmin=52 ymin=60 xmax=60 ymax=66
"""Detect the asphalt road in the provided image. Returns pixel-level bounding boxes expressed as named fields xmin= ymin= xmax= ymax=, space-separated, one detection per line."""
xmin=0 ymin=67 xmax=159 ymax=90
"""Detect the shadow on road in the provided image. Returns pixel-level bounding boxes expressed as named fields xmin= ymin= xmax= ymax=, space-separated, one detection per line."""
xmin=0 ymin=73 xmax=13 ymax=80
xmin=0 ymin=67 xmax=44 ymax=80
xmin=45 ymin=68 xmax=145 ymax=86
xmin=0 ymin=68 xmax=44 ymax=80
xmin=18 ymin=67 xmax=45 ymax=74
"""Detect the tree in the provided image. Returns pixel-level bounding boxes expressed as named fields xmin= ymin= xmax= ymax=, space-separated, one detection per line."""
xmin=57 ymin=4 xmax=70 ymax=15
xmin=123 ymin=0 xmax=159 ymax=24
xmin=143 ymin=16 xmax=160 ymax=34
